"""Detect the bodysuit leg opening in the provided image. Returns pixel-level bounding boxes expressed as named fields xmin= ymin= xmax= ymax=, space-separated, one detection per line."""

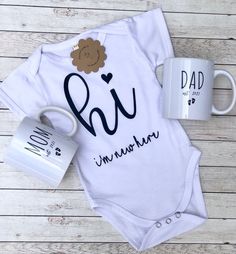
xmin=93 ymin=202 xmax=153 ymax=250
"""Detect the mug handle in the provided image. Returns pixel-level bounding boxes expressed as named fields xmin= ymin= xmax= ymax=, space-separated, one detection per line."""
xmin=212 ymin=70 xmax=236 ymax=115
xmin=36 ymin=106 xmax=78 ymax=137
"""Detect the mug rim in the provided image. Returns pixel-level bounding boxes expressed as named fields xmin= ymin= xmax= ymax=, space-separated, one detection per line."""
xmin=164 ymin=57 xmax=214 ymax=65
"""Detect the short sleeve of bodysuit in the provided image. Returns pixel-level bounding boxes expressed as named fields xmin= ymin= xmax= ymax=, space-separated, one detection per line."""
xmin=126 ymin=8 xmax=174 ymax=68
xmin=0 ymin=46 xmax=49 ymax=120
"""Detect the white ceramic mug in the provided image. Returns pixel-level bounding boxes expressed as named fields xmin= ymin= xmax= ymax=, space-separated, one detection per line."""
xmin=4 ymin=106 xmax=79 ymax=187
xmin=162 ymin=57 xmax=236 ymax=120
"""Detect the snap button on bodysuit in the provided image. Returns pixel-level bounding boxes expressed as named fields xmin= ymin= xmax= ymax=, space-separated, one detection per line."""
xmin=166 ymin=218 xmax=171 ymax=224
xmin=156 ymin=222 xmax=162 ymax=228
xmin=175 ymin=212 xmax=181 ymax=218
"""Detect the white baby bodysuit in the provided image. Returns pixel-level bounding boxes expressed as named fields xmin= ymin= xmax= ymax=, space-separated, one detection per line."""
xmin=0 ymin=8 xmax=207 ymax=251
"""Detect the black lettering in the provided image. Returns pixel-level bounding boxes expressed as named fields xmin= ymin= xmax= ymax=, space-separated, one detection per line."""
xmin=101 ymin=155 xmax=113 ymax=164
xmin=33 ymin=127 xmax=52 ymax=139
xmin=189 ymin=71 xmax=196 ymax=89
xmin=24 ymin=142 xmax=44 ymax=156
xmin=133 ymin=135 xmax=143 ymax=148
xmin=152 ymin=131 xmax=159 ymax=139
xmin=30 ymin=135 xmax=48 ymax=146
xmin=64 ymin=73 xmax=137 ymax=137
xmin=128 ymin=144 xmax=135 ymax=152
xmin=181 ymin=71 xmax=188 ymax=89
xmin=198 ymin=71 xmax=204 ymax=89
xmin=94 ymin=131 xmax=160 ymax=167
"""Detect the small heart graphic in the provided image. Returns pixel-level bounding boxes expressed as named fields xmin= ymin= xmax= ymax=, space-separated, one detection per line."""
xmin=55 ymin=147 xmax=61 ymax=152
xmin=188 ymin=99 xmax=191 ymax=106
xmin=192 ymin=98 xmax=195 ymax=104
xmin=56 ymin=151 xmax=61 ymax=156
xmin=101 ymin=73 xmax=113 ymax=84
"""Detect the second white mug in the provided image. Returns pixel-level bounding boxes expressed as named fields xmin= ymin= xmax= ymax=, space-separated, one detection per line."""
xmin=162 ymin=57 xmax=236 ymax=120
xmin=4 ymin=106 xmax=79 ymax=187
